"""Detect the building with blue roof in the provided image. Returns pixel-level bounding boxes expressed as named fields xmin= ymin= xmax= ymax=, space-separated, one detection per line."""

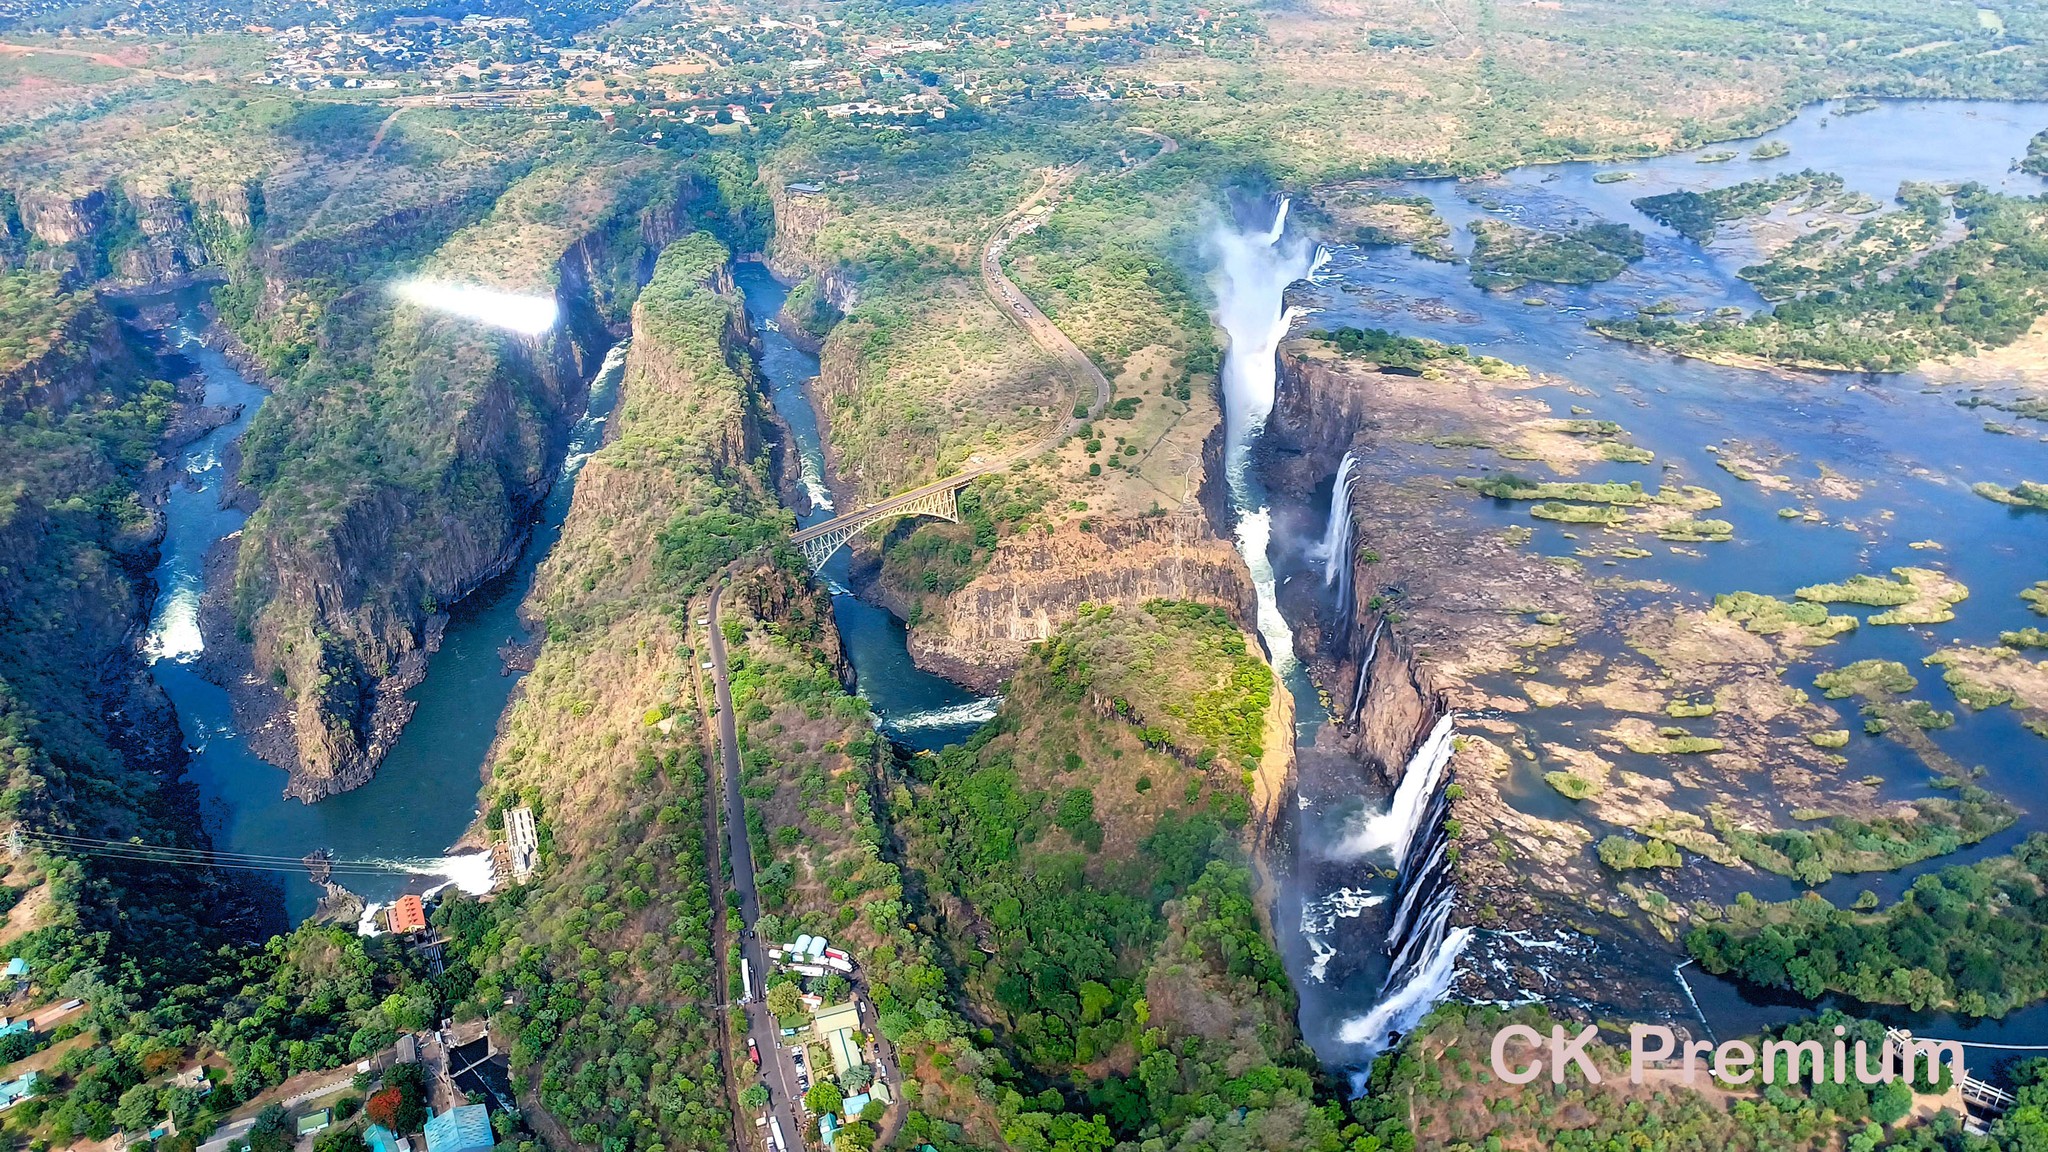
xmin=3 ymin=959 xmax=26 ymax=979
xmin=0 ymin=1073 xmax=37 ymax=1110
xmin=423 ymin=1104 xmax=492 ymax=1152
xmin=364 ymin=1124 xmax=408 ymax=1152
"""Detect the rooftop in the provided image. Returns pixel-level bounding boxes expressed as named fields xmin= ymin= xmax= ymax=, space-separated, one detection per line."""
xmin=424 ymin=1104 xmax=493 ymax=1152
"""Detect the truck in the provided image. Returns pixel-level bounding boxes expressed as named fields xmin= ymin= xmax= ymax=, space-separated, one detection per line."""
xmin=748 ymin=1038 xmax=761 ymax=1067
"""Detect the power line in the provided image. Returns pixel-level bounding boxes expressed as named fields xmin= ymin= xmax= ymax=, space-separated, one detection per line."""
xmin=20 ymin=828 xmax=361 ymax=865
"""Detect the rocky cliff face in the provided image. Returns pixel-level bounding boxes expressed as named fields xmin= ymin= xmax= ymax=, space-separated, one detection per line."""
xmin=6 ymin=180 xmax=257 ymax=286
xmin=0 ymin=288 xmax=139 ymax=420
xmin=234 ymin=272 xmax=610 ymax=800
xmin=230 ymin=187 xmax=756 ymax=800
xmin=898 ymin=507 xmax=1254 ymax=694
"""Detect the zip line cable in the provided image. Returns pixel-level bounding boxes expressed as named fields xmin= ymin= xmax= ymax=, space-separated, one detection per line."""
xmin=14 ymin=829 xmax=409 ymax=869
xmin=15 ymin=828 xmax=436 ymax=869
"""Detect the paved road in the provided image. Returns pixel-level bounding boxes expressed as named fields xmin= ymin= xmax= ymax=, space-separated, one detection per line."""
xmin=707 ymin=581 xmax=808 ymax=1151
xmin=793 ymin=152 xmax=1148 ymax=552
xmin=980 ymin=165 xmax=1111 ymax=434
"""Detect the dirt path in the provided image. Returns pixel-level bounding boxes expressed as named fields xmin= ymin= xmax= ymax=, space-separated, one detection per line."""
xmin=283 ymin=108 xmax=404 ymax=248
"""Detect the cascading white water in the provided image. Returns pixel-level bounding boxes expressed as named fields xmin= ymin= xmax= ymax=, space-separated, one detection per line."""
xmin=1387 ymin=887 xmax=1454 ymax=977
xmin=1338 ymin=925 xmax=1476 ymax=1063
xmin=1211 ymin=198 xmax=1327 ymax=469
xmin=1209 ymin=197 xmax=1330 ymax=680
xmin=1384 ymin=837 xmax=1447 ymax=945
xmin=1337 ymin=714 xmax=1456 ymax=868
xmin=1315 ymin=452 xmax=1360 ymax=592
xmin=886 ymin=696 xmax=1004 ymax=731
xmin=1347 ymin=616 xmax=1386 ymax=724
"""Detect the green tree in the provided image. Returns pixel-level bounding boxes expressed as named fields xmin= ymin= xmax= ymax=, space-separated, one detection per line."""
xmin=805 ymin=1081 xmax=844 ymax=1116
xmin=766 ymin=981 xmax=806 ymax=1022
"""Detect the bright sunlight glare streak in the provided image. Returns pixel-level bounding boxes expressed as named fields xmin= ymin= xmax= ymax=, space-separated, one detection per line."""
xmin=392 ymin=278 xmax=560 ymax=336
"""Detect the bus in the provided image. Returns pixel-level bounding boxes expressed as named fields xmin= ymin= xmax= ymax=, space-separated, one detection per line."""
xmin=767 ymin=1116 xmax=787 ymax=1152
xmin=740 ymin=958 xmax=753 ymax=1004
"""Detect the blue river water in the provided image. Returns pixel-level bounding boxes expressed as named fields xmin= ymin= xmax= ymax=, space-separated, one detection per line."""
xmin=734 ymin=261 xmax=999 ymax=751
xmin=120 ymin=101 xmax=2048 ymax=1076
xmin=131 ymin=286 xmax=624 ymax=923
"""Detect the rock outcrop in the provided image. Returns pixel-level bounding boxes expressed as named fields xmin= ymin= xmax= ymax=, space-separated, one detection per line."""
xmin=4 ymin=180 xmax=258 ymax=286
xmin=896 ymin=507 xmax=1254 ymax=694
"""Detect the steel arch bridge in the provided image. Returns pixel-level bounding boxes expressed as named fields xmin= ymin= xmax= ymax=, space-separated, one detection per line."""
xmin=789 ymin=473 xmax=980 ymax=572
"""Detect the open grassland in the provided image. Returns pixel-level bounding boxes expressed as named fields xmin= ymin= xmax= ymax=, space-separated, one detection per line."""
xmin=1116 ymin=0 xmax=2048 ymax=179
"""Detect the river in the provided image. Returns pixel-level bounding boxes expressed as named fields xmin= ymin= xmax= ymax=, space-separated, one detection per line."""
xmin=1271 ymin=98 xmax=2048 ymax=1079
xmin=131 ymin=285 xmax=625 ymax=924
xmin=734 ymin=261 xmax=1000 ymax=750
xmin=129 ymin=263 xmax=985 ymax=928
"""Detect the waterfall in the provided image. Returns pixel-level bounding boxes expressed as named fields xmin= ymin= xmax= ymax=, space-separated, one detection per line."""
xmin=1384 ymin=837 xmax=1447 ymax=945
xmin=1209 ymin=196 xmax=1328 ymax=682
xmin=1211 ymin=197 xmax=1324 ymax=468
xmin=1317 ymin=453 xmax=1360 ymax=588
xmin=1315 ymin=453 xmax=1361 ymax=636
xmin=1338 ymin=925 xmax=1476 ymax=1063
xmin=1387 ymin=887 xmax=1455 ymax=980
xmin=1347 ymin=616 xmax=1385 ymax=725
xmin=1337 ymin=714 xmax=1456 ymax=869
